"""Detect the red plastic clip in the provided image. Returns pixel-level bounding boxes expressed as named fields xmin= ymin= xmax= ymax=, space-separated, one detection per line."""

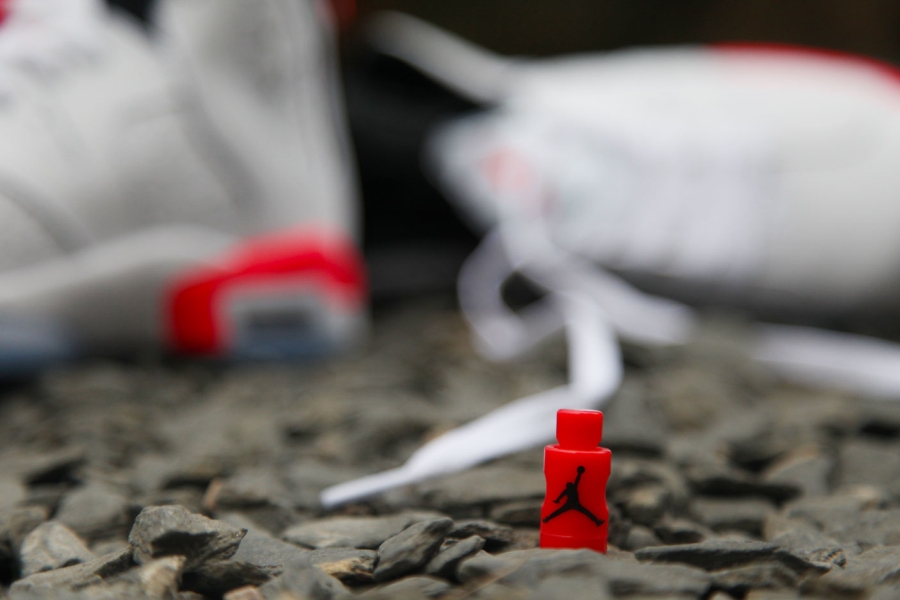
xmin=539 ymin=409 xmax=611 ymax=553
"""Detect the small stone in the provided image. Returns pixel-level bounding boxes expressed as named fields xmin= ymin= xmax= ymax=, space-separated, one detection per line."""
xmin=602 ymin=561 xmax=710 ymax=598
xmin=871 ymin=585 xmax=900 ymax=600
xmin=55 ymin=484 xmax=135 ymax=542
xmin=17 ymin=448 xmax=86 ymax=487
xmin=374 ymin=518 xmax=453 ymax=582
xmin=425 ymin=535 xmax=485 ymax=579
xmin=475 ymin=548 xmax=604 ymax=588
xmin=814 ymin=545 xmax=900 ymax=594
xmin=0 ymin=479 xmax=27 ymax=512
xmin=685 ymin=462 xmax=800 ymax=502
xmin=416 ymin=467 xmax=544 ymax=513
xmin=9 ymin=546 xmax=133 ymax=594
xmin=224 ymin=586 xmax=265 ymax=600
xmin=258 ymin=561 xmax=348 ymax=600
xmin=455 ymin=550 xmax=508 ymax=584
xmin=623 ymin=525 xmax=663 ymax=551
xmin=310 ymin=548 xmax=377 ymax=583
xmin=363 ymin=575 xmax=451 ymax=599
xmin=504 ymin=527 xmax=541 ymax=551
xmin=711 ymin=562 xmax=799 ymax=596
xmin=129 ymin=555 xmax=187 ymax=599
xmin=529 ymin=575 xmax=614 ymax=600
xmin=744 ymin=589 xmax=801 ymax=600
xmin=654 ymin=518 xmax=714 ymax=545
xmin=233 ymin=532 xmax=310 ymax=577
xmin=609 ymin=459 xmax=690 ymax=510
xmin=622 ymin=484 xmax=671 ymax=526
xmin=129 ymin=505 xmax=247 ymax=569
xmin=837 ymin=438 xmax=900 ymax=489
xmin=690 ymin=496 xmax=776 ymax=536
xmin=473 ymin=548 xmax=708 ymax=598
xmin=488 ymin=500 xmax=541 ymax=527
xmin=762 ymin=446 xmax=832 ymax=498
xmin=784 ymin=487 xmax=886 ymax=530
xmin=181 ymin=560 xmax=272 ymax=597
xmin=827 ymin=508 xmax=900 ymax=547
xmin=446 ymin=520 xmax=514 ymax=550
xmin=0 ymin=505 xmax=49 ymax=553
xmin=770 ymin=527 xmax=848 ymax=570
xmin=281 ymin=515 xmax=414 ymax=550
xmin=635 ymin=540 xmax=810 ymax=574
xmin=213 ymin=469 xmax=290 ymax=509
xmin=19 ymin=521 xmax=95 ymax=577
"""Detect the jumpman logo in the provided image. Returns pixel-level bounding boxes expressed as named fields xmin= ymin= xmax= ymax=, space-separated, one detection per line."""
xmin=542 ymin=466 xmax=605 ymax=526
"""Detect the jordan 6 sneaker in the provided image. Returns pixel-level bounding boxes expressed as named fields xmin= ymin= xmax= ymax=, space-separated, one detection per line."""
xmin=0 ymin=0 xmax=364 ymax=373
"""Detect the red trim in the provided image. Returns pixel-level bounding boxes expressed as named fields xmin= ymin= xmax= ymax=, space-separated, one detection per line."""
xmin=166 ymin=226 xmax=365 ymax=355
xmin=714 ymin=42 xmax=900 ymax=88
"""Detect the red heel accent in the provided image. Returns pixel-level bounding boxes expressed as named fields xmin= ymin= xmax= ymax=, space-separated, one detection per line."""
xmin=166 ymin=227 xmax=366 ymax=356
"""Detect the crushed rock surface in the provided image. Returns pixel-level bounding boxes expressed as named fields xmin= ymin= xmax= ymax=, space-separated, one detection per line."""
xmin=0 ymin=299 xmax=898 ymax=598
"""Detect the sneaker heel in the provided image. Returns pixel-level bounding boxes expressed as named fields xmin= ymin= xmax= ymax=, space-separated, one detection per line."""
xmin=166 ymin=226 xmax=366 ymax=359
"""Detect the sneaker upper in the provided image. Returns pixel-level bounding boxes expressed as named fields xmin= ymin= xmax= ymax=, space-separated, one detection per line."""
xmin=156 ymin=0 xmax=358 ymax=237
xmin=429 ymin=45 xmax=900 ymax=314
xmin=0 ymin=0 xmax=244 ymax=269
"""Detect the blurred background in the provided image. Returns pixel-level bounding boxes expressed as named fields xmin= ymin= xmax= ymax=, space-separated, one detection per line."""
xmin=104 ymin=0 xmax=900 ymax=305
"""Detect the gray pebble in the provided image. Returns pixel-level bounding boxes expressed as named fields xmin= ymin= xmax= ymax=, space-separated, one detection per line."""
xmin=223 ymin=587 xmax=265 ymax=600
xmin=635 ymin=540 xmax=811 ymax=574
xmin=9 ymin=546 xmax=133 ymax=595
xmin=814 ymin=545 xmax=900 ymax=595
xmin=762 ymin=447 xmax=832 ymax=498
xmin=601 ymin=559 xmax=710 ymax=598
xmin=684 ymin=462 xmax=800 ymax=502
xmin=230 ymin=529 xmax=310 ymax=577
xmin=488 ymin=500 xmax=542 ymax=527
xmin=258 ymin=561 xmax=349 ymax=600
xmin=310 ymin=548 xmax=377 ymax=584
xmin=827 ymin=508 xmax=900 ymax=547
xmin=711 ymin=562 xmax=799 ymax=596
xmin=622 ymin=484 xmax=672 ymax=526
xmin=19 ymin=522 xmax=95 ymax=577
xmin=653 ymin=518 xmax=714 ymax=545
xmin=281 ymin=515 xmax=414 ymax=550
xmin=374 ymin=518 xmax=453 ymax=581
xmin=362 ymin=575 xmax=451 ymax=599
xmin=623 ymin=525 xmax=663 ymax=551
xmin=415 ymin=467 xmax=544 ymax=513
xmin=55 ymin=484 xmax=135 ymax=542
xmin=529 ymin=574 xmax=614 ymax=600
xmin=0 ymin=505 xmax=48 ymax=558
xmin=455 ymin=550 xmax=507 ymax=584
xmin=446 ymin=519 xmax=514 ymax=550
xmin=690 ymin=496 xmax=776 ymax=536
xmin=181 ymin=560 xmax=272 ymax=597
xmin=464 ymin=548 xmax=710 ymax=598
xmin=424 ymin=535 xmax=485 ymax=579
xmin=837 ymin=439 xmax=900 ymax=489
xmin=128 ymin=505 xmax=247 ymax=569
xmin=769 ymin=527 xmax=848 ymax=571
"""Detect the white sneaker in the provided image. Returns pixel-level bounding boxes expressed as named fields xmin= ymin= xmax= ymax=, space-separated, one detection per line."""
xmin=320 ymin=15 xmax=900 ymax=507
xmin=0 ymin=0 xmax=364 ymax=372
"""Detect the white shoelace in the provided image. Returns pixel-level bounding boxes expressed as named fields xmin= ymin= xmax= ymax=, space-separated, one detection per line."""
xmin=0 ymin=0 xmax=105 ymax=98
xmin=320 ymin=12 xmax=900 ymax=508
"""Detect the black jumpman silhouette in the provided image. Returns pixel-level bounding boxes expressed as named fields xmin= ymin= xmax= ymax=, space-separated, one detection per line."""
xmin=542 ymin=466 xmax=605 ymax=526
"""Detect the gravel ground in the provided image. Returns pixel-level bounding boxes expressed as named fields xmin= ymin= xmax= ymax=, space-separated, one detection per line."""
xmin=1 ymin=297 xmax=899 ymax=599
